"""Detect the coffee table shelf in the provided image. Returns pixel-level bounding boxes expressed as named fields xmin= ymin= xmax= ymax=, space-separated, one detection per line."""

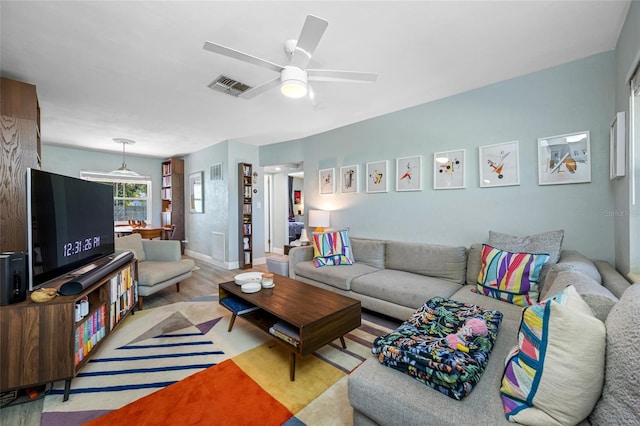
xmin=218 ymin=274 xmax=361 ymax=380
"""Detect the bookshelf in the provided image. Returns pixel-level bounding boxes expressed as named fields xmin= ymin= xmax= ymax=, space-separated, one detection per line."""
xmin=161 ymin=157 xmax=185 ymax=242
xmin=239 ymin=163 xmax=253 ymax=269
xmin=0 ymin=258 xmax=137 ymax=401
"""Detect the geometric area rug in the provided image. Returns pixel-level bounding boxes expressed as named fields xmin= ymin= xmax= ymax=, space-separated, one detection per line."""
xmin=41 ymin=295 xmax=395 ymax=426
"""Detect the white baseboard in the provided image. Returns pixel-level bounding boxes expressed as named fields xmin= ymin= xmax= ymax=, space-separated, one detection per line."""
xmin=184 ymin=249 xmax=238 ymax=270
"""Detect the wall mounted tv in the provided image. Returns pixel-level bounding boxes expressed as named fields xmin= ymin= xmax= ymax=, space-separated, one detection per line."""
xmin=27 ymin=168 xmax=115 ymax=291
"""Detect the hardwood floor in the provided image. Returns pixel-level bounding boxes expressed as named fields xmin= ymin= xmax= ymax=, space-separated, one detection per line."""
xmin=0 ymin=257 xmax=268 ymax=425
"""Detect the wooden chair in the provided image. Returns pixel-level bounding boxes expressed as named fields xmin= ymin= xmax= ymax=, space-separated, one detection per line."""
xmin=132 ymin=227 xmax=163 ymax=240
xmin=163 ymin=224 xmax=176 ymax=240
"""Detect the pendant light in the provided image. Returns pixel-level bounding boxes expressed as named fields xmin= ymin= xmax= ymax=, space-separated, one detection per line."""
xmin=110 ymin=138 xmax=139 ymax=176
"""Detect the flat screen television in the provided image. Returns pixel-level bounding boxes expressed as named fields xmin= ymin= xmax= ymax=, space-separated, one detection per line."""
xmin=27 ymin=168 xmax=115 ymax=290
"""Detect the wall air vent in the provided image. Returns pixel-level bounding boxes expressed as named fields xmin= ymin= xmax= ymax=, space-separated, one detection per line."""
xmin=208 ymin=75 xmax=252 ymax=97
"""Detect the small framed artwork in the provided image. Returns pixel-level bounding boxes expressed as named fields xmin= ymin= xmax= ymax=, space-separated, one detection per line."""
xmin=319 ymin=168 xmax=335 ymax=195
xmin=538 ymin=131 xmax=591 ymax=185
xmin=433 ymin=150 xmax=465 ymax=189
xmin=396 ymin=156 xmax=422 ymax=191
xmin=610 ymin=112 xmax=625 ymax=179
xmin=479 ymin=141 xmax=520 ymax=188
xmin=340 ymin=164 xmax=359 ymax=194
xmin=294 ymin=190 xmax=302 ymax=204
xmin=366 ymin=160 xmax=388 ymax=193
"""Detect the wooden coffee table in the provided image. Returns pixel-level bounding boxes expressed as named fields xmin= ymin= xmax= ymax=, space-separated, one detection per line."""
xmin=218 ymin=274 xmax=361 ymax=381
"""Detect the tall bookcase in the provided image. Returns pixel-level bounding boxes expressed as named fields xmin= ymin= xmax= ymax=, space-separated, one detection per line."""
xmin=0 ymin=258 xmax=137 ymax=401
xmin=239 ymin=163 xmax=253 ymax=269
xmin=0 ymin=78 xmax=41 ymax=252
xmin=161 ymin=157 xmax=185 ymax=242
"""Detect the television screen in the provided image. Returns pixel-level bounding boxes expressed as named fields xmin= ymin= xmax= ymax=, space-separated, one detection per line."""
xmin=27 ymin=168 xmax=115 ymax=290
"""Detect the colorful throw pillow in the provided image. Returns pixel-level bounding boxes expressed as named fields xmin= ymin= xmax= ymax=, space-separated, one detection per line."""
xmin=501 ymin=286 xmax=606 ymax=425
xmin=476 ymin=244 xmax=549 ymax=306
xmin=312 ymin=229 xmax=353 ymax=267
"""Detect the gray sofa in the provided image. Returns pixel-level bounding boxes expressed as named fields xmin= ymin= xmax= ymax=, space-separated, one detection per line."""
xmin=288 ymin=237 xmax=638 ymax=425
xmin=115 ymin=233 xmax=195 ymax=309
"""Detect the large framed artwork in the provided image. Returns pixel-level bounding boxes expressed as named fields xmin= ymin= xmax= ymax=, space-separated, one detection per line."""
xmin=537 ymin=131 xmax=591 ymax=185
xmin=395 ymin=156 xmax=422 ymax=191
xmin=340 ymin=164 xmax=359 ymax=194
xmin=319 ymin=168 xmax=336 ymax=195
xmin=433 ymin=150 xmax=465 ymax=189
xmin=610 ymin=112 xmax=625 ymax=179
xmin=479 ymin=141 xmax=520 ymax=188
xmin=366 ymin=160 xmax=388 ymax=193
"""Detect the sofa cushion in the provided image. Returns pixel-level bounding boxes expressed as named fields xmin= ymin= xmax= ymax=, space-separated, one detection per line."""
xmin=451 ymin=285 xmax=524 ymax=323
xmin=312 ymin=229 xmax=353 ymax=267
xmin=594 ymin=259 xmax=629 ymax=298
xmin=542 ymin=269 xmax=618 ymax=322
xmin=385 ymin=241 xmax=467 ymax=284
xmin=476 ymin=244 xmax=549 ymax=307
xmin=555 ymin=249 xmax=601 ymax=284
xmin=590 ymin=283 xmax=640 ymax=424
xmin=500 ymin=286 xmax=605 ymax=425
xmin=489 ymin=230 xmax=564 ymax=264
xmin=351 ymin=269 xmax=461 ymax=309
xmin=350 ymin=237 xmax=386 ymax=269
xmin=293 ymin=260 xmax=377 ymax=291
xmin=489 ymin=229 xmax=563 ymax=284
xmin=115 ymin=233 xmax=146 ymax=261
xmin=466 ymin=243 xmax=483 ymax=285
xmin=137 ymin=259 xmax=194 ymax=287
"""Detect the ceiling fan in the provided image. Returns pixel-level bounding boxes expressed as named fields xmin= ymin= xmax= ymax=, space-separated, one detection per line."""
xmin=203 ymin=15 xmax=378 ymax=100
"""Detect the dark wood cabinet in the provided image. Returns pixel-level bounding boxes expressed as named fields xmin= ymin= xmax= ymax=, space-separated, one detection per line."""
xmin=239 ymin=163 xmax=253 ymax=269
xmin=0 ymin=78 xmax=41 ymax=252
xmin=161 ymin=157 xmax=185 ymax=242
xmin=0 ymin=259 xmax=137 ymax=400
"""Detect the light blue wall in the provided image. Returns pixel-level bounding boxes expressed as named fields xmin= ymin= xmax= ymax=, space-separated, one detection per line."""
xmin=262 ymin=52 xmax=617 ymax=263
xmin=184 ymin=140 xmax=229 ymax=261
xmin=614 ymin=0 xmax=640 ymax=275
xmin=184 ymin=140 xmax=262 ymax=267
xmin=41 ymin=144 xmax=163 ymax=222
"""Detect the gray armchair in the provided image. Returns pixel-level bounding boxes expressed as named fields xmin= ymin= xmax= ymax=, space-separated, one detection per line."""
xmin=115 ymin=233 xmax=195 ymax=309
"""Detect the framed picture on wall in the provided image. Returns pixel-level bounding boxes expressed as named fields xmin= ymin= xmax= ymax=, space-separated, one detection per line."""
xmin=294 ymin=190 xmax=302 ymax=204
xmin=340 ymin=164 xmax=359 ymax=194
xmin=319 ymin=168 xmax=335 ymax=195
xmin=395 ymin=156 xmax=422 ymax=191
xmin=537 ymin=131 xmax=591 ymax=185
xmin=479 ymin=141 xmax=520 ymax=188
xmin=366 ymin=160 xmax=388 ymax=193
xmin=433 ymin=150 xmax=465 ymax=189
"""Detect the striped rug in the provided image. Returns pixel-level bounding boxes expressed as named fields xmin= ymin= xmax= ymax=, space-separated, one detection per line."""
xmin=41 ymin=295 xmax=396 ymax=425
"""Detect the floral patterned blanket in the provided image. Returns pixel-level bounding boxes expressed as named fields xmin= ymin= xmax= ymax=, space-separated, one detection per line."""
xmin=372 ymin=297 xmax=503 ymax=400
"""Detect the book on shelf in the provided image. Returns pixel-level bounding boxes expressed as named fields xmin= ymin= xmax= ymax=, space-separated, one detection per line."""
xmin=269 ymin=322 xmax=300 ymax=347
xmin=220 ymin=296 xmax=260 ymax=315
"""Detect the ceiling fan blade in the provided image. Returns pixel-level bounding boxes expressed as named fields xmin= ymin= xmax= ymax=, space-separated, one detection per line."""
xmin=238 ymin=77 xmax=281 ymax=99
xmin=203 ymin=41 xmax=284 ymax=73
xmin=289 ymin=15 xmax=328 ymax=69
xmin=307 ymin=69 xmax=378 ymax=83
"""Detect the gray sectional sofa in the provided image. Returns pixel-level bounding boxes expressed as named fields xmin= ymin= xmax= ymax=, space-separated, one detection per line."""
xmin=288 ymin=237 xmax=638 ymax=425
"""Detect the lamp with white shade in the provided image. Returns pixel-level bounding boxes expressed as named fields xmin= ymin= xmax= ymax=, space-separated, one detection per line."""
xmin=308 ymin=210 xmax=330 ymax=232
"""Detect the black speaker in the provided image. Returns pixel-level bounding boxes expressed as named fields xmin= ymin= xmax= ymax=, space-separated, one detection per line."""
xmin=0 ymin=252 xmax=27 ymax=305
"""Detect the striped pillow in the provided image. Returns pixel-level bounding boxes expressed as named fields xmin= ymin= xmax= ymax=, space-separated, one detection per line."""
xmin=476 ymin=244 xmax=549 ymax=306
xmin=500 ymin=285 xmax=605 ymax=425
xmin=312 ymin=230 xmax=353 ymax=267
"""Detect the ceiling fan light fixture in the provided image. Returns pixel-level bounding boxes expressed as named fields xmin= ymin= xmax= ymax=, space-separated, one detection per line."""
xmin=280 ymin=66 xmax=308 ymax=99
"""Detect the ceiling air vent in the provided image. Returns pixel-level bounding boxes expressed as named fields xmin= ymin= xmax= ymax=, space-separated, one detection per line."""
xmin=208 ymin=75 xmax=252 ymax=97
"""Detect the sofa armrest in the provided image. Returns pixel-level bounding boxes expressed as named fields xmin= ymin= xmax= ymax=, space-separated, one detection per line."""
xmin=141 ymin=240 xmax=182 ymax=262
xmin=288 ymin=245 xmax=314 ymax=278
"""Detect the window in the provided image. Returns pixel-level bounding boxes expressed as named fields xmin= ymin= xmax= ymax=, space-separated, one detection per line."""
xmin=81 ymin=171 xmax=152 ymax=223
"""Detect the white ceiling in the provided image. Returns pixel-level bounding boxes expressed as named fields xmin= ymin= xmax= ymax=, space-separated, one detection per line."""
xmin=1 ymin=1 xmax=630 ymax=159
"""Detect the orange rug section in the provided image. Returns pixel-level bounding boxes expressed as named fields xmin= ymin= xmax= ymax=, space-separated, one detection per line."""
xmin=83 ymin=359 xmax=292 ymax=426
